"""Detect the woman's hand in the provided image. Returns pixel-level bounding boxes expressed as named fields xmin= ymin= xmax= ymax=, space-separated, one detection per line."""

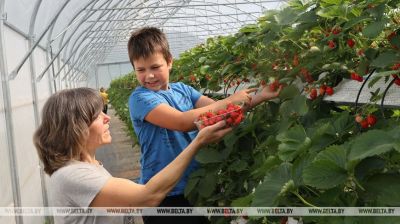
xmin=195 ymin=121 xmax=232 ymax=146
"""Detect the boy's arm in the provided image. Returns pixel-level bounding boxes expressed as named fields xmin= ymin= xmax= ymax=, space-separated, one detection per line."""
xmin=145 ymin=89 xmax=257 ymax=132
xmin=194 ymin=95 xmax=216 ymax=108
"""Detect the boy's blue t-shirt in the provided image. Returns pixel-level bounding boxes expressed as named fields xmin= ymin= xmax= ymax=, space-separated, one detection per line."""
xmin=128 ymin=82 xmax=202 ymax=196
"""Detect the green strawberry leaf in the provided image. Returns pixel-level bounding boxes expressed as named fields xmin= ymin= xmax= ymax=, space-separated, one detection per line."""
xmin=292 ymin=153 xmax=316 ymax=186
xmin=315 ymin=145 xmax=347 ymax=169
xmin=198 ymin=173 xmax=217 ymax=198
xmin=275 ymin=7 xmax=298 ymax=25
xmin=348 ymin=130 xmax=395 ymax=161
xmin=371 ymin=51 xmax=398 ymax=68
xmin=303 ymin=145 xmax=348 ymax=189
xmin=195 ymin=148 xmax=224 ymax=163
xmin=278 ymin=85 xmax=301 ymax=101
xmin=200 ymin=65 xmax=210 ymax=74
xmin=184 ymin=177 xmax=200 ymax=197
xmin=362 ymin=20 xmax=386 ymax=39
xmin=317 ymin=5 xmax=348 ymax=19
xmin=303 ymin=160 xmax=347 ymax=189
xmin=277 ymin=125 xmax=312 ymax=161
xmin=231 ymin=194 xmax=253 ymax=207
xmin=364 ymin=174 xmax=400 ymax=206
xmin=279 ymin=95 xmax=309 ymax=117
xmin=252 ymin=163 xmax=293 ymax=206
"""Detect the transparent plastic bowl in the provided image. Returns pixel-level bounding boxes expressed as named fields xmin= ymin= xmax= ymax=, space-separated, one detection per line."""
xmin=194 ymin=102 xmax=245 ymax=130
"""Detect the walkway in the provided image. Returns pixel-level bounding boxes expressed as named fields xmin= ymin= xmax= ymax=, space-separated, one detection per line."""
xmin=95 ymin=107 xmax=143 ymax=224
xmin=96 ymin=107 xmax=141 ymax=181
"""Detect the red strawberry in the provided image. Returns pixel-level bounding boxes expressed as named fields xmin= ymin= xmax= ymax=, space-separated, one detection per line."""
xmin=351 ymin=72 xmax=363 ymax=82
xmin=392 ymin=63 xmax=400 ymax=70
xmin=332 ymin=27 xmax=341 ymax=35
xmin=190 ymin=74 xmax=196 ymax=82
xmin=325 ymin=86 xmax=334 ymax=95
xmin=293 ymin=54 xmax=299 ymax=66
xmin=309 ymin=88 xmax=317 ymax=100
xmin=366 ymin=114 xmax=377 ymax=126
xmin=357 ymin=49 xmax=365 ymax=56
xmin=269 ymin=80 xmax=280 ymax=92
xmin=395 ymin=78 xmax=400 ymax=86
xmin=355 ymin=115 xmax=363 ymax=123
xmin=388 ymin=32 xmax=396 ymax=41
xmin=233 ymin=116 xmax=242 ymax=125
xmin=328 ymin=40 xmax=336 ymax=49
xmin=260 ymin=80 xmax=266 ymax=86
xmin=360 ymin=119 xmax=369 ymax=129
xmin=226 ymin=117 xmax=233 ymax=126
xmin=347 ymin=39 xmax=355 ymax=48
xmin=319 ymin=85 xmax=326 ymax=96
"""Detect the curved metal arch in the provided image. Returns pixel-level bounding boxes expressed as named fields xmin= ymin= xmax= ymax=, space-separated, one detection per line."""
xmin=67 ymin=0 xmax=189 ymax=81
xmin=26 ymin=0 xmax=51 ymax=216
xmin=63 ymin=0 xmax=134 ymax=79
xmin=113 ymin=1 xmax=259 ymax=33
xmin=59 ymin=0 xmax=132 ymax=81
xmin=35 ymin=0 xmax=113 ymax=81
xmin=52 ymin=0 xmax=110 ymax=76
xmin=94 ymin=1 xmax=263 ymax=49
xmin=0 ymin=0 xmax=22 ymax=223
xmin=8 ymin=0 xmax=70 ymax=80
xmin=65 ymin=0 xmax=283 ymax=82
xmin=60 ymin=0 xmax=139 ymax=74
xmin=62 ymin=0 xmax=271 ymax=81
xmin=46 ymin=0 xmax=121 ymax=84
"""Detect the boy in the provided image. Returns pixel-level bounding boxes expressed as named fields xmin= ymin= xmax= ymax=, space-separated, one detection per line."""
xmin=127 ymin=27 xmax=280 ymax=224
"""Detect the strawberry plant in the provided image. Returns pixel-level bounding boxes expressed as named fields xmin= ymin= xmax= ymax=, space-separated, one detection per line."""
xmin=110 ymin=0 xmax=400 ymax=223
xmin=169 ymin=0 xmax=400 ymax=223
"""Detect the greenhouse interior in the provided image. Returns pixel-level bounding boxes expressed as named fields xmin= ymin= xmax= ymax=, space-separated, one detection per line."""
xmin=1 ymin=0 xmax=400 ymax=223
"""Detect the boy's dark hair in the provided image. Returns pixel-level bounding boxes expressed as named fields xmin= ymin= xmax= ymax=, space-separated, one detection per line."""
xmin=127 ymin=27 xmax=172 ymax=66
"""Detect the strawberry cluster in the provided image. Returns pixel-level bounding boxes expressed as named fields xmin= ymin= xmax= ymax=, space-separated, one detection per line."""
xmin=350 ymin=72 xmax=363 ymax=82
xmin=269 ymin=79 xmax=285 ymax=91
xmin=196 ymin=103 xmax=244 ymax=129
xmin=305 ymin=84 xmax=334 ymax=100
xmin=355 ymin=114 xmax=377 ymax=129
xmin=391 ymin=63 xmax=400 ymax=86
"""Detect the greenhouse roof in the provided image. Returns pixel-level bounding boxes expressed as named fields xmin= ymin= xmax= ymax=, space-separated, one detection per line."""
xmin=2 ymin=0 xmax=286 ymax=81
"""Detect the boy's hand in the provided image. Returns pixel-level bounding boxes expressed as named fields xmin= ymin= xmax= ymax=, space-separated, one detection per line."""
xmin=228 ymin=88 xmax=258 ymax=105
xmin=257 ymin=84 xmax=282 ymax=101
xmin=196 ymin=121 xmax=232 ymax=146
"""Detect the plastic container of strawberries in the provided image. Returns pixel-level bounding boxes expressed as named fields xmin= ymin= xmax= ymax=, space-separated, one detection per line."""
xmin=194 ymin=102 xmax=245 ymax=130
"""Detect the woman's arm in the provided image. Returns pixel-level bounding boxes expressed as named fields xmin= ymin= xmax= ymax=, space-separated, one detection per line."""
xmin=89 ymin=121 xmax=232 ymax=207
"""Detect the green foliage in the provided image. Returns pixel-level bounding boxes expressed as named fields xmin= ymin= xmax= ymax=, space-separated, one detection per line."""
xmin=108 ymin=72 xmax=139 ymax=144
xmin=112 ymin=0 xmax=400 ymax=222
xmin=171 ymin=0 xmax=400 ymax=223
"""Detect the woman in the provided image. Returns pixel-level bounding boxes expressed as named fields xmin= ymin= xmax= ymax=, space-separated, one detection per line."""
xmin=33 ymin=87 xmax=232 ymax=224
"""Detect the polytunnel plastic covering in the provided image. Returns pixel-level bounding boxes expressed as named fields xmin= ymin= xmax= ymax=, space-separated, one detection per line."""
xmin=0 ymin=0 xmax=285 ymax=223
xmin=5 ymin=0 xmax=285 ymax=83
